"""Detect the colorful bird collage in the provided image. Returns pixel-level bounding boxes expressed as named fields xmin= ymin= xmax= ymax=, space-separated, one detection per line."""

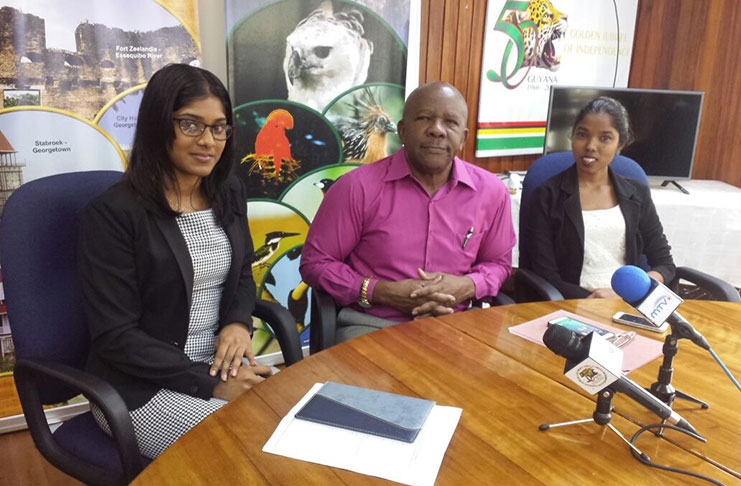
xmin=226 ymin=0 xmax=411 ymax=355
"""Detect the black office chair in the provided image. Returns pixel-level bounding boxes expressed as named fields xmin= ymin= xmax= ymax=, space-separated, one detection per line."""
xmin=515 ymin=152 xmax=740 ymax=303
xmin=309 ymin=288 xmax=515 ymax=354
xmin=0 ymin=171 xmax=302 ymax=486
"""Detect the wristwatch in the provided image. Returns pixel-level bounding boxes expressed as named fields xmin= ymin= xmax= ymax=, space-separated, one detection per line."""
xmin=357 ymin=276 xmax=372 ymax=308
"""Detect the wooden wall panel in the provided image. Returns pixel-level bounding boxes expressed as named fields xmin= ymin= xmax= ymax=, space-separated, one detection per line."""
xmin=423 ymin=0 xmax=445 ymax=83
xmin=418 ymin=0 xmax=741 ymax=186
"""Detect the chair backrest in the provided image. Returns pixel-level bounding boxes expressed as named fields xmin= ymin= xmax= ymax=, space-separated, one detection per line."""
xmin=518 ymin=151 xmax=648 ymax=269
xmin=1 ymin=170 xmax=123 ymax=404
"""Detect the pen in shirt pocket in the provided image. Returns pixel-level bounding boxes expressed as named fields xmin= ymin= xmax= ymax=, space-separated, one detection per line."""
xmin=462 ymin=226 xmax=475 ymax=250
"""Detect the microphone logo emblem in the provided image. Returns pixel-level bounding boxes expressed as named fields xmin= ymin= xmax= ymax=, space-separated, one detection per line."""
xmin=576 ymin=365 xmax=608 ymax=387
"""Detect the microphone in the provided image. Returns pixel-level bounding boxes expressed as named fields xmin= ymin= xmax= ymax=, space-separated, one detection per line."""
xmin=543 ymin=325 xmax=699 ymax=435
xmin=611 ymin=266 xmax=710 ymax=350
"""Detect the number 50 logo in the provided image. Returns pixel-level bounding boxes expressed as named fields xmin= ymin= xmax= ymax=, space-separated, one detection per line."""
xmin=486 ymin=1 xmax=537 ymax=89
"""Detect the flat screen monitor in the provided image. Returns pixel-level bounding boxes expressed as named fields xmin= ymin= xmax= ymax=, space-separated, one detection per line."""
xmin=544 ymin=86 xmax=704 ymax=180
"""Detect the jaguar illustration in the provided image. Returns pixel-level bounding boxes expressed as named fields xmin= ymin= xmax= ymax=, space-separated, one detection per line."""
xmin=505 ymin=0 xmax=568 ymax=71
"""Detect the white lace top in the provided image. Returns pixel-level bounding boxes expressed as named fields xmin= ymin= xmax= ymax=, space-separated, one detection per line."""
xmin=580 ymin=205 xmax=627 ymax=291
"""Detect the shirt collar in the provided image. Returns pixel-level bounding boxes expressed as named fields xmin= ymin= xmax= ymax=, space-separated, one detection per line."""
xmin=384 ymin=149 xmax=411 ymax=181
xmin=384 ymin=149 xmax=478 ymax=191
xmin=451 ymin=155 xmax=477 ymax=190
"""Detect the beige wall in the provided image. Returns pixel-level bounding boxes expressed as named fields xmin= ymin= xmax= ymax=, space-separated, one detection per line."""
xmin=197 ymin=1 xmax=227 ymax=84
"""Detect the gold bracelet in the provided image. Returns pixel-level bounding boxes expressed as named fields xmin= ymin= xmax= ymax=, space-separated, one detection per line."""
xmin=358 ymin=276 xmax=372 ymax=308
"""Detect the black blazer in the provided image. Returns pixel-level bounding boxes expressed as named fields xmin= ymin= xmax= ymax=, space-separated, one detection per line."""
xmin=525 ymin=165 xmax=675 ymax=299
xmin=79 ymin=176 xmax=256 ymax=409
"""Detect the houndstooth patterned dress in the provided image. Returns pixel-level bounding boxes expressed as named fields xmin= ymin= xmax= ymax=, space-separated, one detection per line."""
xmin=92 ymin=209 xmax=232 ymax=459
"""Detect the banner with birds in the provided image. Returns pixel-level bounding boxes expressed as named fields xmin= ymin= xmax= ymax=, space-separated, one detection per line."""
xmin=226 ymin=0 xmax=415 ymax=356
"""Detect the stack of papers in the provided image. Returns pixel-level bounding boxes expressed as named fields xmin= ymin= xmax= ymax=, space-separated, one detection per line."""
xmin=263 ymin=383 xmax=462 ymax=486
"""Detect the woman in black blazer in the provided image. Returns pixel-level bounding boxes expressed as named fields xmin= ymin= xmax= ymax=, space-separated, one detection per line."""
xmin=79 ymin=64 xmax=270 ymax=458
xmin=525 ymin=97 xmax=675 ymax=299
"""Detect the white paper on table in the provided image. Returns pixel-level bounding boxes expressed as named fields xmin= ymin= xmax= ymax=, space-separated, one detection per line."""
xmin=263 ymin=383 xmax=462 ymax=486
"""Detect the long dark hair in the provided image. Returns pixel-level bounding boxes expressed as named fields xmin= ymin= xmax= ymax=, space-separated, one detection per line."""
xmin=572 ymin=96 xmax=634 ymax=148
xmin=126 ymin=63 xmax=234 ymax=223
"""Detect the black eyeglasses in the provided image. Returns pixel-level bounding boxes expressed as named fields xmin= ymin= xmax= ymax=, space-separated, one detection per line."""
xmin=174 ymin=118 xmax=233 ymax=140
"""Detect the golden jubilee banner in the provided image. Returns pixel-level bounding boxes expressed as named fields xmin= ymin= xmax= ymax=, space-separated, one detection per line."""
xmin=476 ymin=0 xmax=638 ymax=157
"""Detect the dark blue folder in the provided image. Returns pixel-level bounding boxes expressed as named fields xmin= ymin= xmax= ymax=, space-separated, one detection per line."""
xmin=295 ymin=382 xmax=435 ymax=443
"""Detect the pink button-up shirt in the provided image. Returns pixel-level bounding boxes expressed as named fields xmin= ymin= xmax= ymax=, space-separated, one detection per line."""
xmin=300 ymin=149 xmax=515 ymax=321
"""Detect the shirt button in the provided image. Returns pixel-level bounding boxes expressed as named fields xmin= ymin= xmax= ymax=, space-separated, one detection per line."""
xmin=190 ymin=385 xmax=198 ymax=394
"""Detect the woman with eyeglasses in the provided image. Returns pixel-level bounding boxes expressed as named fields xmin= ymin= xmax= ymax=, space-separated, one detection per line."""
xmin=78 ymin=64 xmax=271 ymax=459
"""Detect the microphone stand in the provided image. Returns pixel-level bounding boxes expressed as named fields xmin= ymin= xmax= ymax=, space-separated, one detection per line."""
xmin=539 ymin=387 xmax=646 ymax=457
xmin=648 ymin=333 xmax=709 ymax=436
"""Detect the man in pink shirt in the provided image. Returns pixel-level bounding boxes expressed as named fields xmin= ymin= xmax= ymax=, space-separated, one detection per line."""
xmin=300 ymin=82 xmax=515 ymax=340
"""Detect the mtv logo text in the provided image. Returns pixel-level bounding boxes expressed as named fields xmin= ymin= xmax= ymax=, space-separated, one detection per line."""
xmin=636 ymin=285 xmax=683 ymax=326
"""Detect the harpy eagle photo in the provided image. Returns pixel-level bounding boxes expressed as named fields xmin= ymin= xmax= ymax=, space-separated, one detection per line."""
xmin=283 ymin=1 xmax=374 ymax=111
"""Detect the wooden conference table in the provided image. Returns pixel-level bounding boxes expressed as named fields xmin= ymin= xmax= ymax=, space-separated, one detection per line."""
xmin=133 ymin=299 xmax=740 ymax=485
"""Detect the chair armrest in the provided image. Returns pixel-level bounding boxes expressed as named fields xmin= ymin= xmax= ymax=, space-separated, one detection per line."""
xmin=13 ymin=358 xmax=143 ymax=483
xmin=253 ymin=300 xmax=303 ymax=366
xmin=514 ymin=269 xmax=564 ymax=302
xmin=472 ymin=292 xmax=515 ymax=308
xmin=309 ymin=289 xmax=338 ymax=354
xmin=489 ymin=292 xmax=515 ymax=306
xmin=672 ymin=267 xmax=741 ymax=303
